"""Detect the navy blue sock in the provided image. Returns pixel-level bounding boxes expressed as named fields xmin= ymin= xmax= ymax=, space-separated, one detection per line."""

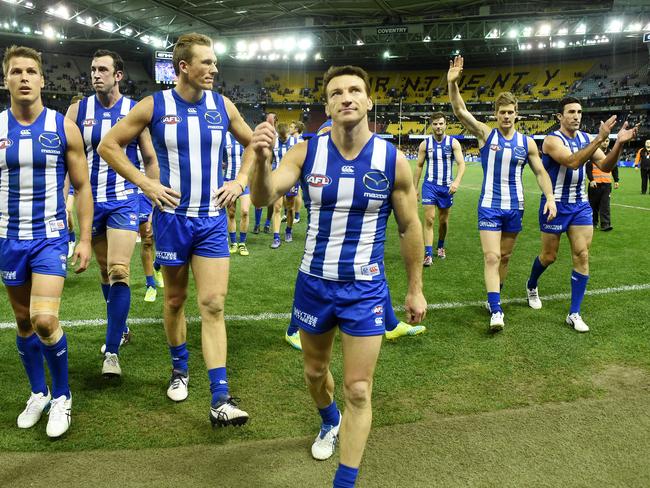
xmin=265 ymin=218 xmax=271 ymax=227
xmin=570 ymin=270 xmax=589 ymax=314
xmin=333 ymin=464 xmax=359 ymax=488
xmin=384 ymin=304 xmax=399 ymax=331
xmin=437 ymin=239 xmax=444 ymax=249
xmin=42 ymin=333 xmax=70 ymax=399
xmin=239 ymin=232 xmax=247 ymax=243
xmin=101 ymin=283 xmax=110 ymax=302
xmin=106 ymin=283 xmax=130 ymax=355
xmin=229 ymin=232 xmax=236 ymax=244
xmin=295 ymin=211 xmax=301 ymax=220
xmin=424 ymin=245 xmax=433 ymax=257
xmin=145 ymin=275 xmax=156 ymax=288
xmin=273 ymin=232 xmax=280 ymax=240
xmin=286 ymin=324 xmax=299 ymax=335
xmin=154 ymin=262 xmax=161 ymax=272
xmin=208 ymin=367 xmax=229 ymax=405
xmin=318 ymin=401 xmax=340 ymax=426
xmin=69 ymin=231 xmax=76 ymax=243
xmin=527 ymin=256 xmax=548 ymax=289
xmin=254 ymin=208 xmax=262 ymax=226
xmin=16 ymin=334 xmax=47 ymax=395
xmin=487 ymin=292 xmax=502 ymax=313
xmin=285 ymin=226 xmax=292 ymax=234
xmin=169 ymin=343 xmax=189 ymax=373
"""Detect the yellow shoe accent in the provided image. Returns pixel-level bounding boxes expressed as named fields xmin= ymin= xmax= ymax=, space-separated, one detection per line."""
xmin=285 ymin=331 xmax=302 ymax=351
xmin=385 ymin=321 xmax=426 ymax=340
xmin=153 ymin=269 xmax=164 ymax=288
xmin=229 ymin=242 xmax=238 ymax=254
xmin=238 ymin=243 xmax=250 ymax=256
xmin=144 ymin=286 xmax=157 ymax=302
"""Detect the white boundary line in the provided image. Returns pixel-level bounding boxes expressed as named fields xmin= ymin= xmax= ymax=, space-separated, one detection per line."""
xmin=1 ymin=283 xmax=648 ymax=330
xmin=611 ymin=203 xmax=650 ymax=211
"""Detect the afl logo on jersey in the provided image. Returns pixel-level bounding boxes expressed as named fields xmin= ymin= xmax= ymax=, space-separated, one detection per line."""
xmin=513 ymin=147 xmax=527 ymax=159
xmin=161 ymin=115 xmax=182 ymax=125
xmin=205 ymin=110 xmax=222 ymax=125
xmin=490 ymin=144 xmax=501 ymax=152
xmin=39 ymin=132 xmax=62 ymax=148
xmin=306 ymin=173 xmax=331 ymax=187
xmin=363 ymin=171 xmax=390 ymax=192
xmin=0 ymin=138 xmax=13 ymax=149
xmin=82 ymin=118 xmax=97 ymax=127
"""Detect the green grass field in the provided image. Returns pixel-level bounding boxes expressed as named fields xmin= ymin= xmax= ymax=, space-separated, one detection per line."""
xmin=1 ymin=164 xmax=650 ymax=487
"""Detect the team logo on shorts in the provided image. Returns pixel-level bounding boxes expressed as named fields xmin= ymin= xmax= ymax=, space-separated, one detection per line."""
xmin=373 ymin=305 xmax=384 ymax=315
xmin=490 ymin=144 xmax=501 ymax=152
xmin=362 ymin=171 xmax=389 ymax=192
xmin=39 ymin=132 xmax=61 ymax=148
xmin=1 ymin=270 xmax=17 ymax=281
xmin=513 ymin=147 xmax=527 ymax=159
xmin=306 ymin=173 xmax=331 ymax=187
xmin=0 ymin=138 xmax=12 ymax=149
xmin=160 ymin=115 xmax=182 ymax=125
xmin=204 ymin=110 xmax=222 ymax=125
xmin=82 ymin=118 xmax=97 ymax=127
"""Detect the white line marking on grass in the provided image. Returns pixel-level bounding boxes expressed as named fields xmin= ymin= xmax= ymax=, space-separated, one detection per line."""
xmin=1 ymin=284 xmax=649 ymax=330
xmin=611 ymin=203 xmax=650 ymax=211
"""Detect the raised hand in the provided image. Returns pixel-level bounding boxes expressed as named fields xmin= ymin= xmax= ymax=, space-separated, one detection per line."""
xmin=615 ymin=121 xmax=639 ymax=145
xmin=447 ymin=56 xmax=464 ymax=85
xmin=251 ymin=113 xmax=276 ymax=162
xmin=597 ymin=115 xmax=617 ymax=142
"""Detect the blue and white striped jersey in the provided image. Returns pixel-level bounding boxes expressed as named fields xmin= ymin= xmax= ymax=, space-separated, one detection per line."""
xmin=149 ymin=89 xmax=230 ymax=217
xmin=542 ymin=130 xmax=590 ymax=204
xmin=0 ymin=108 xmax=68 ymax=239
xmin=299 ymin=134 xmax=396 ymax=282
xmin=76 ymin=95 xmax=139 ymax=203
xmin=479 ymin=129 xmax=529 ymax=210
xmin=223 ymin=132 xmax=244 ymax=180
xmin=273 ymin=135 xmax=299 ymax=170
xmin=424 ymin=135 xmax=454 ymax=186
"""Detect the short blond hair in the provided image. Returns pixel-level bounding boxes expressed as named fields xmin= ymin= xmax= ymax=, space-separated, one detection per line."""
xmin=2 ymin=45 xmax=43 ymax=77
xmin=172 ymin=33 xmax=213 ymax=75
xmin=494 ymin=91 xmax=517 ymax=112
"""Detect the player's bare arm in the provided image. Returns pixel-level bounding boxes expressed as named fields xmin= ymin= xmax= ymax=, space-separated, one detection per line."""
xmin=63 ymin=117 xmax=92 ymax=273
xmin=527 ymin=136 xmax=557 ymax=221
xmin=98 ymin=96 xmax=179 ymax=210
xmin=137 ymin=128 xmax=160 ymax=180
xmin=214 ymin=96 xmax=255 ymax=208
xmin=542 ymin=115 xmax=617 ymax=170
xmin=592 ymin=121 xmax=640 ymax=173
xmin=413 ymin=140 xmax=426 ymax=201
xmin=392 ymin=150 xmax=427 ymax=324
xmin=447 ymin=56 xmax=491 ymax=145
xmin=450 ymin=138 xmax=466 ymax=194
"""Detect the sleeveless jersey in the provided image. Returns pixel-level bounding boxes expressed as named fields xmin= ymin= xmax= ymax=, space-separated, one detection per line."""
xmin=76 ymin=95 xmax=139 ymax=202
xmin=479 ymin=129 xmax=529 ymax=210
xmin=150 ymin=89 xmax=230 ymax=217
xmin=299 ymin=134 xmax=396 ymax=282
xmin=223 ymin=132 xmax=244 ymax=180
xmin=0 ymin=108 xmax=68 ymax=239
xmin=273 ymin=135 xmax=298 ymax=169
xmin=542 ymin=130 xmax=590 ymax=203
xmin=424 ymin=135 xmax=454 ymax=186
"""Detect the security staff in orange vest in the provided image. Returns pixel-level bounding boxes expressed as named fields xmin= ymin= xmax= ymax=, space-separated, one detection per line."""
xmin=587 ymin=139 xmax=619 ymax=232
xmin=635 ymin=139 xmax=650 ymax=194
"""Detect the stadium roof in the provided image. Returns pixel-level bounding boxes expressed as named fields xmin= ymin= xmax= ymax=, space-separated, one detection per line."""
xmin=0 ymin=0 xmax=647 ymax=65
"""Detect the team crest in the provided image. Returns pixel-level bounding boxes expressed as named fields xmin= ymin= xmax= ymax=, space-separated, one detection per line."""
xmin=0 ymin=138 xmax=13 ymax=149
xmin=306 ymin=173 xmax=331 ymax=187
xmin=39 ymin=132 xmax=61 ymax=148
xmin=160 ymin=114 xmax=182 ymax=125
xmin=204 ymin=110 xmax=222 ymax=125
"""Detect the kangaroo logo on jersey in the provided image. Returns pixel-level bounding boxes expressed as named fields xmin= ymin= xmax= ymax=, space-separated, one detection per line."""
xmin=160 ymin=115 xmax=182 ymax=125
xmin=363 ymin=171 xmax=389 ymax=192
xmin=39 ymin=132 xmax=61 ymax=148
xmin=82 ymin=118 xmax=97 ymax=127
xmin=204 ymin=110 xmax=222 ymax=125
xmin=0 ymin=138 xmax=12 ymax=149
xmin=306 ymin=173 xmax=332 ymax=187
xmin=513 ymin=147 xmax=527 ymax=159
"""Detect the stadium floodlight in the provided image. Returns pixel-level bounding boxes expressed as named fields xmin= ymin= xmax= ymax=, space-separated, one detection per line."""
xmin=294 ymin=52 xmax=307 ymax=61
xmin=140 ymin=34 xmax=151 ymax=44
xmin=575 ymin=23 xmax=586 ymax=35
xmin=356 ymin=39 xmax=364 ymax=46
xmin=21 ymin=25 xmax=31 ymax=33
xmin=248 ymin=42 xmax=259 ymax=55
xmin=452 ymin=33 xmax=462 ymax=40
xmin=625 ymin=22 xmax=642 ymax=32
xmin=556 ymin=40 xmax=566 ymax=48
xmin=422 ymin=35 xmax=431 ymax=42
xmin=557 ymin=27 xmax=568 ymax=36
xmin=260 ymin=39 xmax=272 ymax=51
xmin=644 ymin=23 xmax=650 ymax=31
xmin=120 ymin=28 xmax=133 ymax=36
xmin=282 ymin=54 xmax=288 ymax=60
xmin=46 ymin=5 xmax=70 ymax=20
xmin=43 ymin=26 xmax=56 ymax=39
xmin=284 ymin=37 xmax=296 ymax=52
xmin=297 ymin=37 xmax=312 ymax=51
xmin=235 ymin=40 xmax=247 ymax=52
xmin=314 ymin=52 xmax=322 ymax=60
xmin=214 ymin=41 xmax=227 ymax=54
xmin=538 ymin=42 xmax=546 ymax=49
xmin=12 ymin=20 xmax=17 ymax=26
xmin=522 ymin=26 xmax=532 ymax=37
xmin=537 ymin=24 xmax=551 ymax=36
xmin=98 ymin=20 xmax=114 ymax=32
xmin=235 ymin=10 xmax=247 ymax=14
xmin=605 ymin=19 xmax=623 ymax=33
xmin=485 ymin=28 xmax=500 ymax=39
xmin=507 ymin=29 xmax=518 ymax=39
xmin=383 ymin=50 xmax=390 ymax=58
xmin=24 ymin=1 xmax=34 ymax=8
xmin=76 ymin=15 xmax=93 ymax=26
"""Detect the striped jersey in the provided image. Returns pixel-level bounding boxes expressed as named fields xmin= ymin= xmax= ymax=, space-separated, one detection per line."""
xmin=299 ymin=134 xmax=396 ymax=282
xmin=0 ymin=108 xmax=68 ymax=239
xmin=424 ymin=135 xmax=454 ymax=186
xmin=223 ymin=132 xmax=244 ymax=180
xmin=542 ymin=130 xmax=590 ymax=204
xmin=150 ymin=89 xmax=230 ymax=217
xmin=479 ymin=129 xmax=529 ymax=210
xmin=273 ymin=135 xmax=298 ymax=170
xmin=76 ymin=95 xmax=139 ymax=203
